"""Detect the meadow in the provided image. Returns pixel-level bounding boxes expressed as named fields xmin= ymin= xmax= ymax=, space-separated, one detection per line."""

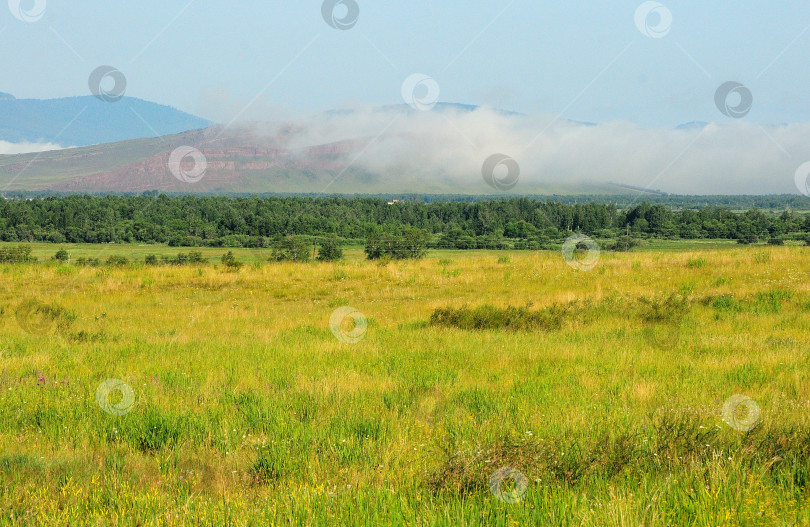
xmin=1 ymin=242 xmax=809 ymax=525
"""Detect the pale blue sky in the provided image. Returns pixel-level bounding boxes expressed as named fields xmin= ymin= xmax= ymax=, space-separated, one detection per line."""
xmin=2 ymin=1 xmax=809 ymax=126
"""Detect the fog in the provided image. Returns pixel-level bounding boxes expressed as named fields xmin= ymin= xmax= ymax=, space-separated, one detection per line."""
xmin=246 ymin=105 xmax=810 ymax=195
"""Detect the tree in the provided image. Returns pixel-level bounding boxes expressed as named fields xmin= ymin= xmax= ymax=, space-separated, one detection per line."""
xmin=317 ymin=235 xmax=343 ymax=261
xmin=401 ymin=227 xmax=429 ymax=259
xmin=0 ymin=245 xmax=35 ymax=263
xmin=271 ymin=236 xmax=312 ymax=262
xmin=364 ymin=234 xmax=385 ymax=260
xmin=365 ymin=228 xmax=429 ymax=260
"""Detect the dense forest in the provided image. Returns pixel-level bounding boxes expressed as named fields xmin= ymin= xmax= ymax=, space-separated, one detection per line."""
xmin=3 ymin=191 xmax=810 ymax=211
xmin=0 ymin=195 xmax=808 ymax=249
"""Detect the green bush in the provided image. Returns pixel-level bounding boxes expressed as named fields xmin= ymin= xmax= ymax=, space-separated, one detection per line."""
xmin=429 ymin=304 xmax=570 ymax=331
xmin=75 ymin=257 xmax=100 ymax=267
xmin=0 ymin=245 xmax=35 ymax=263
xmin=221 ymin=251 xmax=243 ymax=269
xmin=365 ymin=228 xmax=429 ymax=260
xmin=52 ymin=249 xmax=70 ymax=263
xmin=637 ymin=293 xmax=691 ymax=322
xmin=605 ymin=237 xmax=642 ymax=252
xmin=105 ymin=255 xmax=129 ymax=267
xmin=271 ymin=236 xmax=312 ymax=262
xmin=317 ymin=235 xmax=343 ymax=262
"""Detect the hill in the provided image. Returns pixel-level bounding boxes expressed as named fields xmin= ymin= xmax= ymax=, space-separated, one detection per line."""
xmin=0 ymin=123 xmax=625 ymax=195
xmin=0 ymin=93 xmax=210 ymax=147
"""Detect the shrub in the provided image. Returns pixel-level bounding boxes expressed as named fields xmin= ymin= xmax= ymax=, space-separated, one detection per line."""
xmin=76 ymin=257 xmax=101 ymax=267
xmin=144 ymin=255 xmax=159 ymax=266
xmin=364 ymin=235 xmax=384 ymax=260
xmin=429 ymin=303 xmax=570 ymax=331
xmin=52 ymin=249 xmax=70 ymax=263
xmin=105 ymin=255 xmax=129 ymax=267
xmin=46 ymin=231 xmax=66 ymax=243
xmin=220 ymin=235 xmax=252 ymax=248
xmin=317 ymin=235 xmax=343 ymax=262
xmin=636 ymin=293 xmax=691 ymax=322
xmin=221 ymin=251 xmax=243 ymax=269
xmin=365 ymin=228 xmax=429 ymax=260
xmin=271 ymin=236 xmax=312 ymax=262
xmin=605 ymin=237 xmax=642 ymax=252
xmin=167 ymin=236 xmax=188 ymax=247
xmin=400 ymin=227 xmax=429 ymax=259
xmin=0 ymin=245 xmax=35 ymax=263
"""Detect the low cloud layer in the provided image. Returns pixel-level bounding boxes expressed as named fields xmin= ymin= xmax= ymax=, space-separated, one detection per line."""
xmin=250 ymin=106 xmax=810 ymax=195
xmin=0 ymin=141 xmax=66 ymax=155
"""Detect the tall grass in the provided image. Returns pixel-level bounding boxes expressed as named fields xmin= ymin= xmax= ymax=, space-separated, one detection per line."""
xmin=0 ymin=245 xmax=808 ymax=525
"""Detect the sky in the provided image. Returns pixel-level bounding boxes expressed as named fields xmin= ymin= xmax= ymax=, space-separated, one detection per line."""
xmin=2 ymin=1 xmax=810 ymax=194
xmin=1 ymin=0 xmax=808 ymax=126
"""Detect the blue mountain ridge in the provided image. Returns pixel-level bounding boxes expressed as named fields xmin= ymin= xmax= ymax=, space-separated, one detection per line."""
xmin=0 ymin=94 xmax=210 ymax=147
xmin=0 ymin=94 xmax=710 ymax=150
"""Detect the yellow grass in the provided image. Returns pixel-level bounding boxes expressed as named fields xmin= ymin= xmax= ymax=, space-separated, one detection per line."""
xmin=0 ymin=245 xmax=809 ymax=525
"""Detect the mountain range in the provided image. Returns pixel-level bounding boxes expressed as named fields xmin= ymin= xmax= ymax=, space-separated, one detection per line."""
xmin=0 ymin=95 xmax=725 ymax=195
xmin=0 ymin=92 xmax=210 ymax=147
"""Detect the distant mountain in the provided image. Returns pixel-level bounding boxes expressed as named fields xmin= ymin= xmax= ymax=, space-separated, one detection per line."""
xmin=675 ymin=121 xmax=709 ymax=131
xmin=0 ymin=94 xmax=210 ymax=147
xmin=0 ymin=101 xmax=733 ymax=195
xmin=0 ymin=124 xmax=621 ymax=195
xmin=329 ymin=102 xmax=522 ymax=117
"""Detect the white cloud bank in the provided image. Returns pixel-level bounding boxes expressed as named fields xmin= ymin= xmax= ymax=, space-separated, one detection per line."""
xmin=249 ymin=106 xmax=810 ymax=195
xmin=0 ymin=141 xmax=66 ymax=155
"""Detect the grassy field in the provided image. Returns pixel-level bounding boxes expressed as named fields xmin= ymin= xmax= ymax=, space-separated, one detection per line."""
xmin=1 ymin=243 xmax=810 ymax=525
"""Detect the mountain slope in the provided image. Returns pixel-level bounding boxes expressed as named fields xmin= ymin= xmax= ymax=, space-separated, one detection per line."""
xmin=0 ymin=94 xmax=210 ymax=147
xmin=0 ymin=103 xmax=717 ymax=195
xmin=0 ymin=125 xmax=624 ymax=195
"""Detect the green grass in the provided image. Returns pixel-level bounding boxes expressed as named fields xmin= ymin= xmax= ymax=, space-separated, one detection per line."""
xmin=0 ymin=244 xmax=809 ymax=525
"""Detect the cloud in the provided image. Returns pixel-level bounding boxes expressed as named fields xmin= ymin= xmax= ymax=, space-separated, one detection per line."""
xmin=0 ymin=141 xmax=67 ymax=155
xmin=242 ymin=105 xmax=810 ymax=195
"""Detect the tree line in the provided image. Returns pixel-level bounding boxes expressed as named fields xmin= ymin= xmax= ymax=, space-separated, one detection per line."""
xmin=0 ymin=195 xmax=808 ymax=249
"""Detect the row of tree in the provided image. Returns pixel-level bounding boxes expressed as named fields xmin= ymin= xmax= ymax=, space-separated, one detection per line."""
xmin=0 ymin=195 xmax=808 ymax=247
